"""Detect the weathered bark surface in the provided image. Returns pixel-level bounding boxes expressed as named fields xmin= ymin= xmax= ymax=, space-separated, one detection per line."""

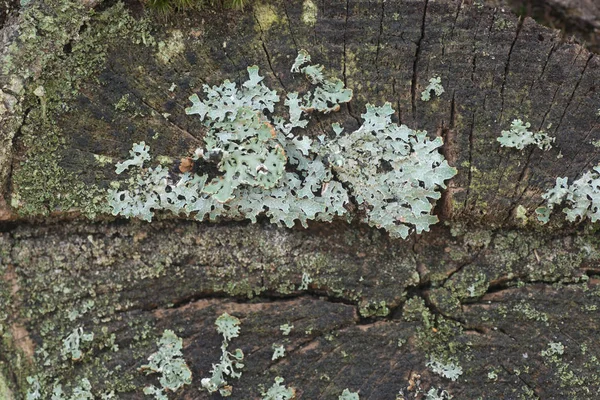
xmin=501 ymin=0 xmax=600 ymax=53
xmin=1 ymin=0 xmax=600 ymax=399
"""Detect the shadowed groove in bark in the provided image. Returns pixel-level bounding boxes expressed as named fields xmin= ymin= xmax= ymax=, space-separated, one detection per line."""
xmin=374 ymin=0 xmax=385 ymax=74
xmin=499 ymin=16 xmax=524 ymax=122
xmin=410 ymin=0 xmax=429 ymax=119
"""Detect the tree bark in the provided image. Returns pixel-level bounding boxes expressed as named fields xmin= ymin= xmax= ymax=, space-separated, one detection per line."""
xmin=1 ymin=0 xmax=600 ymax=399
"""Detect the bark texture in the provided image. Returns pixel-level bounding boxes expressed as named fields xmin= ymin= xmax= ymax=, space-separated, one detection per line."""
xmin=1 ymin=0 xmax=600 ymax=399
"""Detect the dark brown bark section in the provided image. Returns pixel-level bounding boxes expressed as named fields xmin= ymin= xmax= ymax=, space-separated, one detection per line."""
xmin=500 ymin=0 xmax=600 ymax=54
xmin=2 ymin=220 xmax=600 ymax=398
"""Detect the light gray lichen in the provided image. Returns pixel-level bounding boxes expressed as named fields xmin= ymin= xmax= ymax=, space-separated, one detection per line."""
xmin=426 ymin=357 xmax=463 ymax=382
xmin=536 ymin=164 xmax=600 ymax=224
xmin=420 ymin=76 xmax=444 ymax=101
xmin=61 ymin=327 xmax=94 ymax=361
xmin=141 ymin=330 xmax=192 ymax=399
xmin=497 ymin=119 xmax=554 ymax=151
xmin=108 ymin=50 xmax=456 ymax=239
xmin=261 ymin=377 xmax=295 ymax=400
xmin=201 ymin=313 xmax=245 ymax=397
xmin=339 ymin=388 xmax=360 ymax=400
xmin=271 ymin=344 xmax=285 ymax=361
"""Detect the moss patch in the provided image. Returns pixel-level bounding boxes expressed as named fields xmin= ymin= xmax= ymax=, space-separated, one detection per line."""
xmin=10 ymin=1 xmax=155 ymax=217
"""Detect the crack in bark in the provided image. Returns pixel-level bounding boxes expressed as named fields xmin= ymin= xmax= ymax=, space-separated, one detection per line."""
xmin=463 ymin=111 xmax=476 ymax=211
xmin=374 ymin=0 xmax=385 ymax=74
xmin=442 ymin=0 xmax=464 ymax=58
xmin=342 ymin=0 xmax=360 ymax=126
xmin=410 ymin=0 xmax=429 ymax=120
xmin=282 ymin=1 xmax=299 ymax=53
xmin=499 ymin=17 xmax=524 ymax=122
xmin=526 ymin=42 xmax=557 ymax=102
xmin=552 ymin=53 xmax=594 ymax=140
xmin=253 ymin=10 xmax=288 ymax=93
xmin=106 ymin=64 xmax=201 ymax=145
xmin=500 ymin=363 xmax=540 ymax=397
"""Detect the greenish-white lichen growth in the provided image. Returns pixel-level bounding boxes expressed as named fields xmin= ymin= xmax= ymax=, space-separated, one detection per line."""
xmin=541 ymin=342 xmax=565 ymax=358
xmin=51 ymin=379 xmax=95 ymax=400
xmin=425 ymin=387 xmax=453 ymax=400
xmin=141 ymin=330 xmax=192 ymax=399
xmin=536 ymin=164 xmax=600 ymax=223
xmin=298 ymin=271 xmax=312 ymax=290
xmin=497 ymin=119 xmax=554 ymax=151
xmin=261 ymin=377 xmax=295 ymax=400
xmin=61 ymin=327 xmax=94 ymax=361
xmin=271 ymin=344 xmax=286 ymax=361
xmin=279 ymin=323 xmax=293 ymax=335
xmin=201 ymin=313 xmax=244 ymax=397
xmin=323 ymin=102 xmax=457 ymax=238
xmin=339 ymin=388 xmax=360 ymax=400
xmin=108 ymin=50 xmax=456 ymax=239
xmin=301 ymin=0 xmax=317 ymax=26
xmin=26 ymin=376 xmax=42 ymax=400
xmin=426 ymin=357 xmax=463 ymax=382
xmin=420 ymin=76 xmax=444 ymax=101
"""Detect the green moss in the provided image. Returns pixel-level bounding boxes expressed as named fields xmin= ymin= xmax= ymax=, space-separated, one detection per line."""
xmin=254 ymin=3 xmax=279 ymax=31
xmin=10 ymin=2 xmax=155 ymax=217
xmin=301 ymin=0 xmax=317 ymax=26
xmin=402 ymin=297 xmax=465 ymax=361
xmin=145 ymin=0 xmax=251 ymax=16
xmin=12 ymin=118 xmax=109 ymax=218
xmin=156 ymin=30 xmax=185 ymax=64
xmin=359 ymin=300 xmax=390 ymax=318
xmin=0 ymin=368 xmax=15 ymax=400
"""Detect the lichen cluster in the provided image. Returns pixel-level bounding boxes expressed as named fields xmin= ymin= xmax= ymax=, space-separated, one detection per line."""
xmin=536 ymin=164 xmax=600 ymax=223
xmin=141 ymin=330 xmax=192 ymax=399
xmin=201 ymin=313 xmax=244 ymax=396
xmin=108 ymin=50 xmax=456 ymax=239
xmin=497 ymin=119 xmax=554 ymax=151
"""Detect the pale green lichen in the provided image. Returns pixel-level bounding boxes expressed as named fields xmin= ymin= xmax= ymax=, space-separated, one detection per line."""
xmin=156 ymin=30 xmax=185 ymax=64
xmin=61 ymin=327 xmax=94 ymax=361
xmin=141 ymin=330 xmax=192 ymax=399
xmin=279 ymin=324 xmax=293 ymax=335
xmin=26 ymin=376 xmax=42 ymax=400
xmin=536 ymin=164 xmax=600 ymax=224
xmin=339 ymin=388 xmax=360 ymax=400
xmin=425 ymin=387 xmax=453 ymax=400
xmin=301 ymin=0 xmax=317 ymax=26
xmin=261 ymin=377 xmax=295 ymax=400
xmin=497 ymin=119 xmax=554 ymax=151
xmin=115 ymin=142 xmax=151 ymax=174
xmin=109 ymin=50 xmax=456 ymax=239
xmin=51 ymin=379 xmax=94 ymax=400
xmin=426 ymin=357 xmax=463 ymax=382
xmin=201 ymin=313 xmax=244 ymax=397
xmin=324 ymin=102 xmax=457 ymax=238
xmin=271 ymin=344 xmax=285 ymax=361
xmin=298 ymin=272 xmax=312 ymax=290
xmin=420 ymin=77 xmax=444 ymax=101
xmin=541 ymin=342 xmax=565 ymax=358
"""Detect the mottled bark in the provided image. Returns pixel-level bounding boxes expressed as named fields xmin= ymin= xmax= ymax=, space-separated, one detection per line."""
xmin=1 ymin=0 xmax=600 ymax=399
